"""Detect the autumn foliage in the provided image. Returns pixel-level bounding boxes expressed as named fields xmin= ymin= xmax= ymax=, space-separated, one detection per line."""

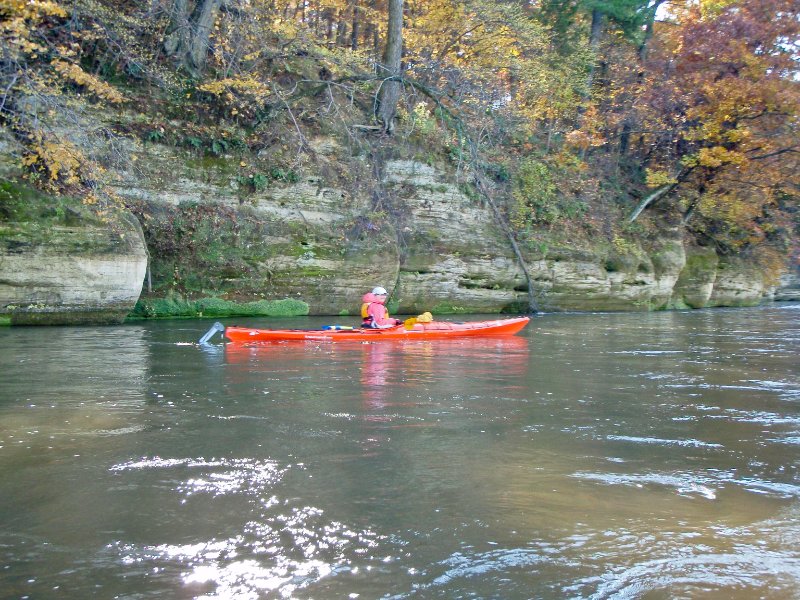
xmin=0 ymin=0 xmax=797 ymax=262
xmin=630 ymin=0 xmax=800 ymax=250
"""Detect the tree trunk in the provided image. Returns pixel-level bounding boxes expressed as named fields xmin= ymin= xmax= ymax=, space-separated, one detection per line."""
xmin=638 ymin=0 xmax=665 ymax=62
xmin=325 ymin=8 xmax=334 ymax=41
xmin=376 ymin=0 xmax=403 ymax=133
xmin=336 ymin=11 xmax=348 ymax=47
xmin=187 ymin=0 xmax=222 ymax=73
xmin=628 ymin=182 xmax=677 ymax=222
xmin=619 ymin=120 xmax=631 ymax=155
xmin=470 ymin=155 xmax=538 ymax=314
xmin=351 ymin=2 xmax=360 ymax=50
xmin=369 ymin=0 xmax=380 ymax=56
xmin=163 ymin=0 xmax=190 ymax=57
xmin=585 ymin=7 xmax=604 ymax=94
xmin=628 ymin=166 xmax=695 ymax=222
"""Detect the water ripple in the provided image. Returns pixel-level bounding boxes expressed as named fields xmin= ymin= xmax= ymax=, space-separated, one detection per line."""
xmin=109 ymin=457 xmax=390 ymax=598
xmin=605 ymin=435 xmax=723 ymax=449
xmin=573 ymin=469 xmax=800 ymax=500
xmin=111 ymin=510 xmax=388 ymax=599
xmin=572 ymin=471 xmax=719 ymax=499
xmin=707 ymin=409 xmax=800 ymax=427
xmin=584 ymin=548 xmax=800 ymax=599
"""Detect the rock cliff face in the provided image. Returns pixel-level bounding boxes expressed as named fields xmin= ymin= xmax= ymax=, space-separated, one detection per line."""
xmin=386 ymin=160 xmax=523 ymax=313
xmin=0 ymin=213 xmax=148 ymax=325
xmin=0 ymin=132 xmax=148 ymax=325
xmin=773 ymin=265 xmax=800 ymax=302
xmin=109 ymin=138 xmax=398 ymax=315
xmin=1 ymin=119 xmax=791 ymax=322
xmin=382 ymin=161 xmax=775 ymax=312
xmin=106 ymin=131 xmax=779 ymax=315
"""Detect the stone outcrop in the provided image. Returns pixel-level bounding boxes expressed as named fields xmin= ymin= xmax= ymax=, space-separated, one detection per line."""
xmin=386 ymin=160 xmax=523 ymax=313
xmin=383 ymin=160 xmax=775 ymax=313
xmin=669 ymin=245 xmax=719 ymax=309
xmin=707 ymin=256 xmax=772 ymax=307
xmin=1 ymin=111 xmax=791 ymax=321
xmin=774 ymin=265 xmax=800 ymax=302
xmin=0 ymin=211 xmax=148 ymax=325
xmin=109 ymin=131 xmax=782 ymax=314
xmin=108 ymin=136 xmax=398 ymax=315
xmin=0 ymin=130 xmax=148 ymax=325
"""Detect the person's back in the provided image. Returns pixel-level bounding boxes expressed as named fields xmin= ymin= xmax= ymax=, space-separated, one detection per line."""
xmin=361 ymin=287 xmax=401 ymax=328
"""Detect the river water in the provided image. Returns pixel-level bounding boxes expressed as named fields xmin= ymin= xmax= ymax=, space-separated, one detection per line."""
xmin=0 ymin=305 xmax=798 ymax=599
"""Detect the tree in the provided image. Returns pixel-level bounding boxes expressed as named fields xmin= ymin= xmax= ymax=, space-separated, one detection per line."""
xmin=164 ymin=0 xmax=223 ymax=74
xmin=628 ymin=0 xmax=799 ymax=251
xmin=376 ymin=0 xmax=403 ymax=132
xmin=536 ymin=0 xmax=653 ymax=91
xmin=0 ymin=0 xmax=126 ymax=194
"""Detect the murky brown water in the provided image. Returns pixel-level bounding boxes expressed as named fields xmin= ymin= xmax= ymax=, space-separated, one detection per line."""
xmin=1 ymin=305 xmax=798 ymax=598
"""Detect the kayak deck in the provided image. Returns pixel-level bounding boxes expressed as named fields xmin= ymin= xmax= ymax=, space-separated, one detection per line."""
xmin=224 ymin=316 xmax=530 ymax=342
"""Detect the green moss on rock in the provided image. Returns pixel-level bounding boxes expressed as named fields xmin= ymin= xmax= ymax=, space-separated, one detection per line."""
xmin=669 ymin=246 xmax=719 ymax=309
xmin=0 ymin=180 xmax=102 ymax=227
xmin=130 ymin=294 xmax=309 ymax=319
xmin=0 ymin=180 xmax=143 ymax=255
xmin=5 ymin=308 xmax=132 ymax=325
xmin=429 ymin=303 xmax=473 ymax=315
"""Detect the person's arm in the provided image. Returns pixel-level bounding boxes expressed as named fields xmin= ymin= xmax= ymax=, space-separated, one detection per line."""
xmin=368 ymin=303 xmax=400 ymax=328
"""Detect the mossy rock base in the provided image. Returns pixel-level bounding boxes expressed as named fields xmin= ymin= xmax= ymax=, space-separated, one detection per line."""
xmin=500 ymin=300 xmax=532 ymax=314
xmin=130 ymin=295 xmax=309 ymax=319
xmin=2 ymin=308 xmax=130 ymax=326
xmin=1 ymin=180 xmax=148 ymax=326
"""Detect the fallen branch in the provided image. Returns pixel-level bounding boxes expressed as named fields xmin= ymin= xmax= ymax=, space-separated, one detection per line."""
xmin=628 ymin=183 xmax=677 ymax=222
xmin=628 ymin=167 xmax=694 ymax=222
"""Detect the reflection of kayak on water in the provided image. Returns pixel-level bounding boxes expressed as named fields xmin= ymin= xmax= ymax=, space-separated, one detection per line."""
xmin=221 ymin=334 xmax=530 ymax=369
xmin=217 ymin=316 xmax=530 ymax=343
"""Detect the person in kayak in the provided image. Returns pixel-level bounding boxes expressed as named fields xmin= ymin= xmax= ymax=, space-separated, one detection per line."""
xmin=361 ymin=286 xmax=402 ymax=328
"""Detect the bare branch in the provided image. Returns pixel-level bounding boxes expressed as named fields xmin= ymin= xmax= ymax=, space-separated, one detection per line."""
xmin=748 ymin=145 xmax=799 ymax=161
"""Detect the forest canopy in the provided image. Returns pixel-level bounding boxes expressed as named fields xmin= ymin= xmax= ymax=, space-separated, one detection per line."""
xmin=1 ymin=0 xmax=798 ymax=264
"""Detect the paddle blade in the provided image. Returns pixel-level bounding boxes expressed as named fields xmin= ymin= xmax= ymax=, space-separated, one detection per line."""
xmin=199 ymin=322 xmax=225 ymax=344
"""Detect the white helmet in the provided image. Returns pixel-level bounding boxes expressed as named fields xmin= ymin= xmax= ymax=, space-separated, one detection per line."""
xmin=371 ymin=286 xmax=388 ymax=295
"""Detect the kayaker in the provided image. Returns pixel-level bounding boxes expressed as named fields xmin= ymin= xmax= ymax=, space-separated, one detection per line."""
xmin=361 ymin=286 xmax=402 ymax=328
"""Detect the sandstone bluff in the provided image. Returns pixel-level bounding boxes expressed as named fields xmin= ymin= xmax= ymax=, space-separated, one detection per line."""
xmin=0 ymin=127 xmax=796 ymax=325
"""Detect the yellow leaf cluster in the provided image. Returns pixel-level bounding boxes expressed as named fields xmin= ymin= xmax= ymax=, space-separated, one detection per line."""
xmin=199 ymin=76 xmax=271 ymax=102
xmin=699 ymin=0 xmax=738 ymax=17
xmin=198 ymin=76 xmax=271 ymax=118
xmin=23 ymin=134 xmax=84 ymax=188
xmin=3 ymin=1 xmax=125 ymax=107
xmin=564 ymin=129 xmax=605 ymax=152
xmin=645 ymin=169 xmax=677 ymax=188
xmin=1 ymin=0 xmax=67 ymax=57
xmin=0 ymin=0 xmax=67 ymax=19
xmin=51 ymin=60 xmax=125 ymax=103
xmin=695 ymin=146 xmax=745 ymax=168
xmin=698 ymin=191 xmax=764 ymax=243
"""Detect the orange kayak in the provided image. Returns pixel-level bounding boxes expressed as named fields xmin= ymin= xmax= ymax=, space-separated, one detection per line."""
xmin=223 ymin=316 xmax=530 ymax=342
